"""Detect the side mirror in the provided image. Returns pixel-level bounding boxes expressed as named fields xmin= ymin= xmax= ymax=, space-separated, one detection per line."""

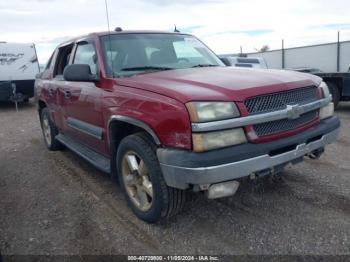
xmin=63 ymin=64 xmax=98 ymax=82
xmin=219 ymin=57 xmax=231 ymax=66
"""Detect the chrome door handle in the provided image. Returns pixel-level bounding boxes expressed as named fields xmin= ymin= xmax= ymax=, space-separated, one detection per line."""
xmin=64 ymin=91 xmax=72 ymax=99
xmin=48 ymin=88 xmax=54 ymax=96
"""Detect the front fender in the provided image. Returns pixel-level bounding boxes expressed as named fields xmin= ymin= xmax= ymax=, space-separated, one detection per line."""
xmin=103 ymin=85 xmax=192 ymax=149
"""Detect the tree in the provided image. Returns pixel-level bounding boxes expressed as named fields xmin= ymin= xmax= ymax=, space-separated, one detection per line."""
xmin=254 ymin=45 xmax=270 ymax=52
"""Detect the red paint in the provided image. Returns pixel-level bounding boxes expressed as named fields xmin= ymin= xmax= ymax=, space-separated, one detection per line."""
xmin=35 ymin=31 xmax=324 ymax=155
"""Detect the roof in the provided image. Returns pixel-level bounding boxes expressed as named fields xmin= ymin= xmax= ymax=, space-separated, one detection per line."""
xmin=94 ymin=30 xmax=189 ymax=36
xmin=58 ymin=30 xmax=191 ymax=47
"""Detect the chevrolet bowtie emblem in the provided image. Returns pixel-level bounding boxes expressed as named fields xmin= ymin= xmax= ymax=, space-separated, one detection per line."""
xmin=286 ymin=104 xmax=303 ymax=119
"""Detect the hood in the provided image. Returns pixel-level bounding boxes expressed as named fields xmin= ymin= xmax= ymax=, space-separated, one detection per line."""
xmin=116 ymin=67 xmax=322 ymax=103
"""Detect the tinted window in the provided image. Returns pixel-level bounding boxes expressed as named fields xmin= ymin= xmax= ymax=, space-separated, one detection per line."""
xmin=73 ymin=42 xmax=97 ymax=75
xmin=53 ymin=44 xmax=74 ymax=77
xmin=45 ymin=53 xmax=54 ymax=70
xmin=219 ymin=57 xmax=232 ymax=66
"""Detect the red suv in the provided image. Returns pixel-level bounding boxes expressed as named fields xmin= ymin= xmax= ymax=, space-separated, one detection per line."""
xmin=35 ymin=30 xmax=340 ymax=223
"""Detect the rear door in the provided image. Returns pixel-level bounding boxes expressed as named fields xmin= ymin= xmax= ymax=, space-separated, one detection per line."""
xmin=50 ymin=43 xmax=74 ymax=130
xmin=37 ymin=51 xmax=57 ymax=124
xmin=61 ymin=40 xmax=105 ymax=154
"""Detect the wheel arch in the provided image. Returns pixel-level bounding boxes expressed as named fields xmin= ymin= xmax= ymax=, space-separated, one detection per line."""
xmin=323 ymin=77 xmax=343 ymax=95
xmin=108 ymin=115 xmax=161 ymax=153
xmin=108 ymin=115 xmax=161 ymax=178
xmin=38 ymin=99 xmax=47 ymax=116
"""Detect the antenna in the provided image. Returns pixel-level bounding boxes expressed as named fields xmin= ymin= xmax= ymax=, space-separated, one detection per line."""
xmin=104 ymin=0 xmax=114 ymax=77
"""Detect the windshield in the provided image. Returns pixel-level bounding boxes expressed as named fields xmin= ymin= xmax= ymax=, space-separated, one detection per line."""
xmin=100 ymin=33 xmax=224 ymax=77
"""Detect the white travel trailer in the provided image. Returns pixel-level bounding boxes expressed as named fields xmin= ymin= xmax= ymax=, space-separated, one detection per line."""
xmin=0 ymin=42 xmax=40 ymax=102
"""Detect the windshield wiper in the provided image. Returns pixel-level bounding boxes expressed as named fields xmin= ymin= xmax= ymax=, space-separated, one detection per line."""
xmin=191 ymin=64 xmax=219 ymax=68
xmin=120 ymin=66 xmax=174 ymax=71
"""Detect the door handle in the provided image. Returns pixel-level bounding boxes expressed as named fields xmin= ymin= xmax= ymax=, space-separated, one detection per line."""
xmin=48 ymin=88 xmax=54 ymax=96
xmin=64 ymin=90 xmax=72 ymax=99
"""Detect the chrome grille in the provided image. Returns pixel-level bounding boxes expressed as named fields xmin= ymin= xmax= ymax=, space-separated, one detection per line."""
xmin=245 ymin=86 xmax=318 ymax=115
xmin=244 ymin=86 xmax=319 ymax=137
xmin=253 ymin=110 xmax=318 ymax=136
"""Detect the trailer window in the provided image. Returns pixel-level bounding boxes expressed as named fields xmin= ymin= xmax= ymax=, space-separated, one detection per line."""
xmin=53 ymin=44 xmax=74 ymax=78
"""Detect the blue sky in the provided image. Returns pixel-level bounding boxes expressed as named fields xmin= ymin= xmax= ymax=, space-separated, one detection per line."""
xmin=1 ymin=0 xmax=350 ymax=64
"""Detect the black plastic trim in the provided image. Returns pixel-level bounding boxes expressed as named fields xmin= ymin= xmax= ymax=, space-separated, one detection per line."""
xmin=108 ymin=115 xmax=161 ymax=146
xmin=56 ymin=134 xmax=110 ymax=173
xmin=67 ymin=117 xmax=103 ymax=140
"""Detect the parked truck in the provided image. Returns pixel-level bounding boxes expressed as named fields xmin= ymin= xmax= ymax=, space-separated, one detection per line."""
xmin=219 ymin=55 xmax=268 ymax=69
xmin=309 ymin=72 xmax=350 ymax=108
xmin=246 ymin=41 xmax=350 ymax=108
xmin=35 ymin=30 xmax=339 ymax=223
xmin=0 ymin=42 xmax=40 ymax=102
xmin=290 ymin=68 xmax=350 ymax=108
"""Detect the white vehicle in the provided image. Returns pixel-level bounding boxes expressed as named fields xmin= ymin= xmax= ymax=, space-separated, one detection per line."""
xmin=0 ymin=42 xmax=40 ymax=102
xmin=219 ymin=55 xmax=268 ymax=69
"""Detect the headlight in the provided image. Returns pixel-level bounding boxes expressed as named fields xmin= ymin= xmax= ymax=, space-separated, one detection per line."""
xmin=319 ymin=82 xmax=334 ymax=119
xmin=192 ymin=128 xmax=247 ymax=152
xmin=320 ymin=81 xmax=330 ymax=98
xmin=186 ymin=102 xmax=240 ymax=123
xmin=320 ymin=102 xmax=334 ymax=120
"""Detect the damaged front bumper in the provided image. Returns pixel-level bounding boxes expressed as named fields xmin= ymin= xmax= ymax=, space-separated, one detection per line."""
xmin=157 ymin=117 xmax=340 ymax=190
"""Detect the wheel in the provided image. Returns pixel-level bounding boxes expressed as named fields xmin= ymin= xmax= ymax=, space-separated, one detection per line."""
xmin=326 ymin=81 xmax=340 ymax=108
xmin=40 ymin=107 xmax=63 ymax=151
xmin=116 ymin=133 xmax=186 ymax=223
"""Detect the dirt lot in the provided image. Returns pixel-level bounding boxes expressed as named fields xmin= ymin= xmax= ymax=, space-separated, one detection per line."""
xmin=0 ymin=100 xmax=349 ymax=257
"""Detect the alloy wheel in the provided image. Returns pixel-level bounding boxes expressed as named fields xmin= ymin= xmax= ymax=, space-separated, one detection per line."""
xmin=121 ymin=151 xmax=154 ymax=211
xmin=42 ymin=116 xmax=52 ymax=147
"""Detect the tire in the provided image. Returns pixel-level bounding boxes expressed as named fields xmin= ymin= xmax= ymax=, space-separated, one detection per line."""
xmin=40 ymin=107 xmax=63 ymax=151
xmin=326 ymin=81 xmax=340 ymax=108
xmin=116 ymin=133 xmax=186 ymax=223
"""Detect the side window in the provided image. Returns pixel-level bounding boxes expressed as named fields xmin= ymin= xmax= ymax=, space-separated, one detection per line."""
xmin=53 ymin=44 xmax=74 ymax=78
xmin=45 ymin=53 xmax=53 ymax=70
xmin=73 ymin=42 xmax=97 ymax=75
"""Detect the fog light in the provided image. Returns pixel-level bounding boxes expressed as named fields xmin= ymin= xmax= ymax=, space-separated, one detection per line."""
xmin=320 ymin=102 xmax=334 ymax=120
xmin=207 ymin=181 xmax=240 ymax=199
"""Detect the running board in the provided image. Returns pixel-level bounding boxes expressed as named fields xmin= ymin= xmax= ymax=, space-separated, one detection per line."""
xmin=56 ymin=134 xmax=111 ymax=174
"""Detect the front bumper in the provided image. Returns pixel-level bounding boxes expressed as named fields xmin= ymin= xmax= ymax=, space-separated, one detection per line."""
xmin=157 ymin=117 xmax=340 ymax=189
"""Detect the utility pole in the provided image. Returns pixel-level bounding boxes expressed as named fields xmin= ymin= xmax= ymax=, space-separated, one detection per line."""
xmin=282 ymin=39 xmax=285 ymax=69
xmin=337 ymin=31 xmax=340 ymax=72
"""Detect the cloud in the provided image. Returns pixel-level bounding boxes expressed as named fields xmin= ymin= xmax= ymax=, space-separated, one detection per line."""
xmin=142 ymin=0 xmax=224 ymax=6
xmin=207 ymin=29 xmax=274 ymax=37
xmin=322 ymin=23 xmax=350 ymax=30
xmin=180 ymin=25 xmax=205 ymax=34
xmin=2 ymin=0 xmax=350 ymax=63
xmin=0 ymin=8 xmax=38 ymax=15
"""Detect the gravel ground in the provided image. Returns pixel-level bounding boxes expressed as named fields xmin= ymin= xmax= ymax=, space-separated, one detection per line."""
xmin=0 ymin=100 xmax=349 ymax=257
